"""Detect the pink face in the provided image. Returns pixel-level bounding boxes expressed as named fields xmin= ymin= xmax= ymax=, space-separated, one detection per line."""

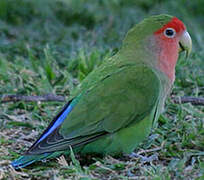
xmin=153 ymin=17 xmax=187 ymax=82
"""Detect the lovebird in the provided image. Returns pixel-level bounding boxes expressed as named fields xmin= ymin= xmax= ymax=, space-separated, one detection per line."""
xmin=12 ymin=14 xmax=192 ymax=169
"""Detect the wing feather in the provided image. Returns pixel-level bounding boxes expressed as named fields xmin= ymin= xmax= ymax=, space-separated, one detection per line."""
xmin=25 ymin=64 xmax=161 ymax=155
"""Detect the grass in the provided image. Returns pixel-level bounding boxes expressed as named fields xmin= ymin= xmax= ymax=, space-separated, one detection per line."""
xmin=0 ymin=0 xmax=203 ymax=179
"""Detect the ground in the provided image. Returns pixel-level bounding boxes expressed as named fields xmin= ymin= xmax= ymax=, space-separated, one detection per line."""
xmin=0 ymin=0 xmax=203 ymax=179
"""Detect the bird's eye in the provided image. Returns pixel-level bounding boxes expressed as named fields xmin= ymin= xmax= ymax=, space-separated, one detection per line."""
xmin=164 ymin=28 xmax=176 ymax=38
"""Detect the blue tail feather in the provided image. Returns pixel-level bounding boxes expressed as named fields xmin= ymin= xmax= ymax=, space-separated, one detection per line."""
xmin=11 ymin=153 xmax=52 ymax=169
xmin=11 ymin=96 xmax=80 ymax=169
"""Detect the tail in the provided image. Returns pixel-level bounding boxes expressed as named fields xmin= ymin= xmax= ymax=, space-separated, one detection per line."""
xmin=11 ymin=152 xmax=61 ymax=169
xmin=11 ymin=99 xmax=75 ymax=169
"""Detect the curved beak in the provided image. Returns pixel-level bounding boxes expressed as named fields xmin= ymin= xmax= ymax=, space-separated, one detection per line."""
xmin=179 ymin=31 xmax=192 ymax=58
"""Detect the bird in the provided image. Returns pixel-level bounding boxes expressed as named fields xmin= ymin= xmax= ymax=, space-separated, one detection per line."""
xmin=11 ymin=14 xmax=192 ymax=169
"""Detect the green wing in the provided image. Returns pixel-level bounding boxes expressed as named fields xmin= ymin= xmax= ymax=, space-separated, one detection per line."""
xmin=26 ymin=64 xmax=161 ymax=154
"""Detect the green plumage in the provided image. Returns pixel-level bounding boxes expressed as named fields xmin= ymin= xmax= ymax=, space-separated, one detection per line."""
xmin=12 ymin=14 xmax=174 ymax=169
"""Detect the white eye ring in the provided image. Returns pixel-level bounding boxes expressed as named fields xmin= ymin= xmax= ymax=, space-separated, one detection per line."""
xmin=164 ymin=28 xmax=176 ymax=38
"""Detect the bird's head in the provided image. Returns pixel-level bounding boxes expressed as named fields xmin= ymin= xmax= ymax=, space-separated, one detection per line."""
xmin=122 ymin=14 xmax=192 ymax=82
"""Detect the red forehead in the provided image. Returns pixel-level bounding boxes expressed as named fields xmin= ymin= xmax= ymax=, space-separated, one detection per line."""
xmin=154 ymin=17 xmax=186 ymax=35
